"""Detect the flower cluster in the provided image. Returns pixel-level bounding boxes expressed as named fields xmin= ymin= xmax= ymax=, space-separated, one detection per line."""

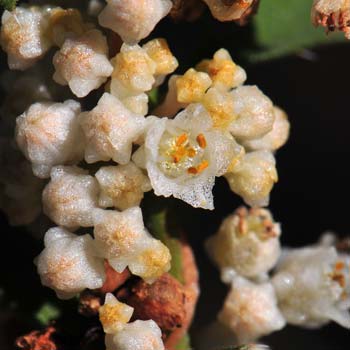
xmin=206 ymin=209 xmax=350 ymax=342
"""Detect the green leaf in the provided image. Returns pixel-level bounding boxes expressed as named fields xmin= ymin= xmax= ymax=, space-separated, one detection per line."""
xmin=249 ymin=0 xmax=346 ymax=62
xmin=35 ymin=302 xmax=61 ymax=326
xmin=0 ymin=0 xmax=17 ymax=11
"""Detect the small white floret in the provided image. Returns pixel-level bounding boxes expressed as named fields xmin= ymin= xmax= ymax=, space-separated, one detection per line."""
xmin=53 ymin=29 xmax=113 ymax=97
xmin=95 ymin=162 xmax=151 ymax=210
xmin=35 ymin=226 xmax=105 ymax=299
xmin=218 ymin=276 xmax=286 ymax=343
xmin=15 ymin=100 xmax=84 ymax=178
xmin=105 ymin=319 xmax=165 ymax=350
xmin=1 ymin=6 xmax=52 ymax=70
xmin=98 ymin=0 xmax=172 ymax=44
xmin=206 ymin=206 xmax=281 ymax=279
xmin=42 ymin=166 xmax=100 ymax=228
xmin=79 ymin=93 xmax=146 ymax=164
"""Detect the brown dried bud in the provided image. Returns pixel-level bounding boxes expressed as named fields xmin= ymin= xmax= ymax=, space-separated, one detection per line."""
xmin=118 ymin=273 xmax=188 ymax=333
xmin=170 ymin=0 xmax=206 ymax=21
xmin=15 ymin=326 xmax=57 ymax=350
xmin=202 ymin=0 xmax=260 ymax=23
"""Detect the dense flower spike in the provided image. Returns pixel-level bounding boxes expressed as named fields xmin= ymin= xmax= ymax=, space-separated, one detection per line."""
xmin=53 ymin=29 xmax=113 ymax=97
xmin=134 ymin=104 xmax=242 ymax=209
xmin=79 ymin=93 xmax=146 ymax=164
xmin=15 ymin=100 xmax=84 ymax=178
xmin=35 ymin=227 xmax=106 ymax=299
xmin=272 ymin=244 xmax=350 ymax=328
xmin=93 ymin=207 xmax=171 ymax=283
xmin=218 ymin=275 xmax=286 ymax=343
xmin=95 ymin=162 xmax=152 ymax=210
xmin=311 ymin=0 xmax=350 ymax=39
xmin=98 ymin=0 xmax=172 ymax=44
xmin=206 ymin=207 xmax=281 ymax=279
xmin=42 ymin=166 xmax=100 ymax=229
xmin=0 ymin=6 xmax=52 ymax=70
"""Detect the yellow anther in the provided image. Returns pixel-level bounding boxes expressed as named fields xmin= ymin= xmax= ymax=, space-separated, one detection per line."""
xmin=196 ymin=133 xmax=207 ymax=148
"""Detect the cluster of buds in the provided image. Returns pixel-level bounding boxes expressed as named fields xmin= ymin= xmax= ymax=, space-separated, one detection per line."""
xmin=206 ymin=209 xmax=350 ymax=343
xmin=311 ymin=0 xmax=350 ymax=38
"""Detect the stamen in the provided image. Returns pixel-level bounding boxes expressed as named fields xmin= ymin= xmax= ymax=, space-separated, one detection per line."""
xmin=187 ymin=160 xmax=209 ymax=174
xmin=176 ymin=133 xmax=188 ymax=146
xmin=196 ymin=133 xmax=207 ymax=148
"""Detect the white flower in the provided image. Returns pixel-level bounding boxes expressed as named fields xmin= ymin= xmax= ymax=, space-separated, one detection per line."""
xmin=93 ymin=207 xmax=171 ymax=283
xmin=243 ymin=106 xmax=290 ymax=152
xmin=206 ymin=207 xmax=281 ymax=279
xmin=229 ymin=86 xmax=275 ymax=140
xmin=218 ymin=276 xmax=286 ymax=343
xmin=99 ymin=293 xmax=134 ymax=334
xmin=0 ymin=6 xmax=52 ymax=70
xmin=95 ymin=162 xmax=152 ymax=210
xmin=225 ymin=150 xmax=278 ymax=207
xmin=35 ymin=226 xmax=105 ymax=299
xmin=15 ymin=100 xmax=84 ymax=178
xmin=79 ymin=93 xmax=146 ymax=164
xmin=42 ymin=166 xmax=100 ymax=229
xmin=53 ymin=29 xmax=113 ymax=97
xmin=105 ymin=319 xmax=164 ymax=350
xmin=133 ymin=104 xmax=243 ymax=209
xmin=98 ymin=0 xmax=172 ymax=44
xmin=272 ymin=245 xmax=350 ymax=328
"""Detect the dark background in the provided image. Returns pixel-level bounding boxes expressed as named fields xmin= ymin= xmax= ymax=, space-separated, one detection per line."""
xmin=1 ymin=10 xmax=350 ymax=350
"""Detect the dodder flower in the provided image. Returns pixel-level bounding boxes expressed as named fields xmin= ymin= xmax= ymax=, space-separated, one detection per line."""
xmin=206 ymin=206 xmax=281 ymax=279
xmin=35 ymin=227 xmax=105 ymax=299
xmin=15 ymin=100 xmax=84 ymax=178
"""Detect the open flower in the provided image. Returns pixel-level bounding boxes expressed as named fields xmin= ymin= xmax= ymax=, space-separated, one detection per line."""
xmin=93 ymin=207 xmax=171 ymax=283
xmin=225 ymin=150 xmax=278 ymax=207
xmin=1 ymin=6 xmax=52 ymax=70
xmin=218 ymin=276 xmax=286 ymax=343
xmin=79 ymin=93 xmax=146 ymax=164
xmin=95 ymin=162 xmax=152 ymax=210
xmin=53 ymin=29 xmax=113 ymax=97
xmin=15 ymin=100 xmax=84 ymax=178
xmin=206 ymin=206 xmax=281 ymax=279
xmin=133 ymin=104 xmax=243 ymax=209
xmin=98 ymin=0 xmax=172 ymax=44
xmin=99 ymin=293 xmax=134 ymax=334
xmin=272 ymin=244 xmax=350 ymax=328
xmin=242 ymin=106 xmax=290 ymax=151
xmin=105 ymin=319 xmax=165 ymax=350
xmin=311 ymin=0 xmax=350 ymax=39
xmin=42 ymin=166 xmax=100 ymax=229
xmin=35 ymin=227 xmax=105 ymax=299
